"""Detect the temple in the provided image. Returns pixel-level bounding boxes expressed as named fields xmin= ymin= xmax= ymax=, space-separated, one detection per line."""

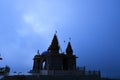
xmin=29 ymin=34 xmax=101 ymax=80
xmin=30 ymin=34 xmax=77 ymax=73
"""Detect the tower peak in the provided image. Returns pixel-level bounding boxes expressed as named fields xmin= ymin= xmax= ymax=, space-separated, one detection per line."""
xmin=66 ymin=41 xmax=73 ymax=55
xmin=47 ymin=34 xmax=60 ymax=53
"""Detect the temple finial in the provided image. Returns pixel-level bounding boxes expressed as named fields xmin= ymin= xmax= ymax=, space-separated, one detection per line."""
xmin=69 ymin=37 xmax=71 ymax=41
xmin=55 ymin=30 xmax=57 ymax=34
xmin=37 ymin=50 xmax=40 ymax=55
xmin=64 ymin=40 xmax=65 ymax=43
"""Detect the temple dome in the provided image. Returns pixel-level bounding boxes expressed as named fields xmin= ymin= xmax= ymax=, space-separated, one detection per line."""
xmin=41 ymin=51 xmax=49 ymax=55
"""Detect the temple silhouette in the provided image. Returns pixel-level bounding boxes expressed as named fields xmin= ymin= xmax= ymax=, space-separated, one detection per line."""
xmin=31 ymin=34 xmax=76 ymax=73
xmin=1 ymin=33 xmax=103 ymax=80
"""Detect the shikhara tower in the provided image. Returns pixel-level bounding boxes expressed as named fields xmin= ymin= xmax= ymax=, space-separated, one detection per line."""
xmin=31 ymin=34 xmax=77 ymax=72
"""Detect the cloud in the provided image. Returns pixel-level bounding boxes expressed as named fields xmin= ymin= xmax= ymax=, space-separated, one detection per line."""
xmin=14 ymin=0 xmax=73 ymax=37
xmin=20 ymin=12 xmax=55 ymax=37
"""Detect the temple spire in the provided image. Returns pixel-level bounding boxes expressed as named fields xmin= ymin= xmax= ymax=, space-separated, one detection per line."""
xmin=37 ymin=50 xmax=40 ymax=55
xmin=66 ymin=41 xmax=73 ymax=55
xmin=48 ymin=34 xmax=60 ymax=53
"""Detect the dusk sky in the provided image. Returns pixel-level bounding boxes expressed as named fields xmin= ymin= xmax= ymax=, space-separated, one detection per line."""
xmin=0 ymin=0 xmax=120 ymax=78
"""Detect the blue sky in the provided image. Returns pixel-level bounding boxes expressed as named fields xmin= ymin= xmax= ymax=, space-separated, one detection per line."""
xmin=0 ymin=0 xmax=120 ymax=78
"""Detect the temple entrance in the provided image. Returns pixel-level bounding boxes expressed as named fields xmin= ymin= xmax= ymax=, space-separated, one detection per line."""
xmin=42 ymin=60 xmax=46 ymax=70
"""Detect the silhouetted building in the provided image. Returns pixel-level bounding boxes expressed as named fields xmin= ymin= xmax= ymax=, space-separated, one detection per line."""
xmin=28 ymin=34 xmax=101 ymax=79
xmin=31 ymin=34 xmax=76 ymax=73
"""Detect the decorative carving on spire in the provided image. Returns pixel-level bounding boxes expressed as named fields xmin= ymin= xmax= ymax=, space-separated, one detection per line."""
xmin=66 ymin=42 xmax=73 ymax=55
xmin=48 ymin=34 xmax=60 ymax=53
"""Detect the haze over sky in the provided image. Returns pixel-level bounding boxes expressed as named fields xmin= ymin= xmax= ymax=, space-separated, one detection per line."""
xmin=0 ymin=0 xmax=120 ymax=78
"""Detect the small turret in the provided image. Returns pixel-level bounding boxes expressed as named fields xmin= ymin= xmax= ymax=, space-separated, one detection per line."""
xmin=34 ymin=50 xmax=41 ymax=59
xmin=66 ymin=42 xmax=73 ymax=55
xmin=32 ymin=50 xmax=42 ymax=72
xmin=37 ymin=50 xmax=40 ymax=55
